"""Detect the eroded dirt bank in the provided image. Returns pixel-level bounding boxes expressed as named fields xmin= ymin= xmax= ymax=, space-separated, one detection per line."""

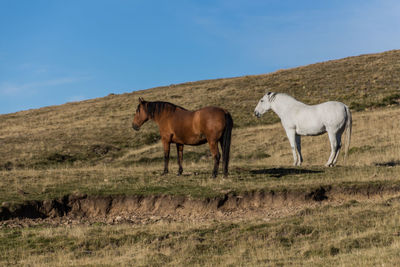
xmin=1 ymin=185 xmax=398 ymax=227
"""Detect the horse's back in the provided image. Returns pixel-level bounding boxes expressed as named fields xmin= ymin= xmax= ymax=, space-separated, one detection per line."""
xmin=195 ymin=106 xmax=227 ymax=125
xmin=317 ymin=101 xmax=348 ymax=116
xmin=196 ymin=106 xmax=227 ymax=117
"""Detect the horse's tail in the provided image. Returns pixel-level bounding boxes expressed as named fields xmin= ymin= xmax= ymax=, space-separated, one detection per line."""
xmin=343 ymin=105 xmax=352 ymax=163
xmin=221 ymin=112 xmax=233 ymax=176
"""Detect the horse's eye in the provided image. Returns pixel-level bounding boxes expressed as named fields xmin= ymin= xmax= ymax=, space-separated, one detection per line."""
xmin=260 ymin=100 xmax=264 ymax=102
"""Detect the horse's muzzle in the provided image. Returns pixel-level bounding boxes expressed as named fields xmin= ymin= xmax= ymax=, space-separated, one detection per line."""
xmin=254 ymin=111 xmax=261 ymax=118
xmin=132 ymin=124 xmax=140 ymax=131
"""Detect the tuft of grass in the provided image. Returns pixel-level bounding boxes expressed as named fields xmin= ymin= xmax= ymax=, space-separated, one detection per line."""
xmin=142 ymin=132 xmax=161 ymax=145
xmin=351 ymin=93 xmax=400 ymax=111
xmin=348 ymin=145 xmax=374 ymax=155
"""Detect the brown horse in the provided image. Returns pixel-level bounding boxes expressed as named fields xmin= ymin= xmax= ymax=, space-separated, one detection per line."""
xmin=132 ymin=97 xmax=233 ymax=178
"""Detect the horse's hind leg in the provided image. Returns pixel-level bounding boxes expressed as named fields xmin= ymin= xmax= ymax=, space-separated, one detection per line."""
xmin=176 ymin=144 xmax=184 ymax=176
xmin=208 ymin=140 xmax=220 ymax=178
xmin=326 ymin=131 xmax=340 ymax=167
xmin=219 ymin=138 xmax=229 ymax=177
xmin=332 ymin=131 xmax=344 ymax=165
xmin=219 ymin=139 xmax=226 ymax=175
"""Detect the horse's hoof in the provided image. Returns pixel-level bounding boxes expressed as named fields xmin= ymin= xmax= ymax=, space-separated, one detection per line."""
xmin=177 ymin=169 xmax=183 ymax=176
xmin=161 ymin=171 xmax=168 ymax=176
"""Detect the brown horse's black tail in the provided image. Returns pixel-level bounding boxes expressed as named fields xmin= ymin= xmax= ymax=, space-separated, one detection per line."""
xmin=221 ymin=112 xmax=233 ymax=177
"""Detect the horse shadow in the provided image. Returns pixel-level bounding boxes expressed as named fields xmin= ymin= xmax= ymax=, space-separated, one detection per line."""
xmin=250 ymin=167 xmax=323 ymax=178
xmin=375 ymin=161 xmax=400 ymax=167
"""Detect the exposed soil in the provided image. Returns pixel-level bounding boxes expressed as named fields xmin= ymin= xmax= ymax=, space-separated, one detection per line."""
xmin=1 ymin=185 xmax=398 ymax=228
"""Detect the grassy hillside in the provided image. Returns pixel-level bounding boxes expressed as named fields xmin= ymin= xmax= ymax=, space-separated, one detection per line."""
xmin=0 ymin=50 xmax=400 ymax=170
xmin=1 ymin=50 xmax=400 ymax=266
xmin=1 ymin=106 xmax=399 ymax=205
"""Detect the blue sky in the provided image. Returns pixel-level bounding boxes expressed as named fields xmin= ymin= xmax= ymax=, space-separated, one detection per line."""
xmin=1 ymin=0 xmax=400 ymax=114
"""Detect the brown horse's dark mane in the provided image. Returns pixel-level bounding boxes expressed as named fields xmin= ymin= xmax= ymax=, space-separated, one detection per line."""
xmin=142 ymin=101 xmax=187 ymax=119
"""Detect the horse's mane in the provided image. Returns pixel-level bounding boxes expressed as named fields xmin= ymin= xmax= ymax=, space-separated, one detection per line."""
xmin=268 ymin=92 xmax=306 ymax=107
xmin=144 ymin=101 xmax=187 ymax=119
xmin=268 ymin=92 xmax=299 ymax=102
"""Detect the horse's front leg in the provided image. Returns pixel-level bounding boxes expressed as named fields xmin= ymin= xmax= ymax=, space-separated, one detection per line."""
xmin=162 ymin=139 xmax=170 ymax=175
xmin=208 ymin=141 xmax=220 ymax=178
xmin=285 ymin=128 xmax=299 ymax=166
xmin=176 ymin=144 xmax=184 ymax=176
xmin=295 ymin=134 xmax=303 ymax=166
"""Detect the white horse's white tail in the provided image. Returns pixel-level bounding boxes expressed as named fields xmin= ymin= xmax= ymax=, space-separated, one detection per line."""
xmin=343 ymin=106 xmax=352 ymax=162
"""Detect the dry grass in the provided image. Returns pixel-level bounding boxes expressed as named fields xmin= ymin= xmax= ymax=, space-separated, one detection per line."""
xmin=1 ymin=50 xmax=400 ymax=266
xmin=1 ymin=106 xmax=400 ymax=205
xmin=0 ymin=90 xmax=400 ymax=267
xmin=2 ymin=196 xmax=400 ymax=266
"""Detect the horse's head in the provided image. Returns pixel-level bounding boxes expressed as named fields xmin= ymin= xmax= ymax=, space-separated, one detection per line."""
xmin=132 ymin=97 xmax=149 ymax=131
xmin=254 ymin=92 xmax=274 ymax=118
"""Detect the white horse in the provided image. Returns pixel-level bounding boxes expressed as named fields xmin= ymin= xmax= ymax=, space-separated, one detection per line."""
xmin=254 ymin=92 xmax=352 ymax=167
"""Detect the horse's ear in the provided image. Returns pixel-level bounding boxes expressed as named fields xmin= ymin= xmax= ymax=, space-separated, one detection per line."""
xmin=138 ymin=97 xmax=144 ymax=103
xmin=267 ymin=92 xmax=277 ymax=101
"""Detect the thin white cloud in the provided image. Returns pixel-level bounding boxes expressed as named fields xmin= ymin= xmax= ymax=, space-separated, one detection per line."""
xmin=67 ymin=95 xmax=87 ymax=102
xmin=0 ymin=77 xmax=87 ymax=96
xmin=190 ymin=0 xmax=400 ymax=68
xmin=18 ymin=63 xmax=48 ymax=74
